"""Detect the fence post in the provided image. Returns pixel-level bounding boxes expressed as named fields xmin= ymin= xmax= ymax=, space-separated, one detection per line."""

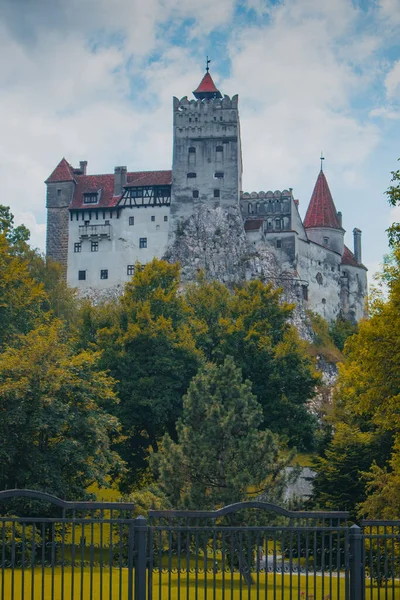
xmin=134 ymin=516 xmax=147 ymax=600
xmin=349 ymin=524 xmax=363 ymax=600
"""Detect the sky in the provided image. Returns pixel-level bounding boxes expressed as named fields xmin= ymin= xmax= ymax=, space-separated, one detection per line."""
xmin=2 ymin=0 xmax=400 ymax=277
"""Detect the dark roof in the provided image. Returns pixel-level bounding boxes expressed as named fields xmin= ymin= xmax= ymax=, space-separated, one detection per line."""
xmin=304 ymin=170 xmax=341 ymax=230
xmin=61 ymin=168 xmax=172 ymax=210
xmin=244 ymin=219 xmax=264 ymax=231
xmin=45 ymin=158 xmax=75 ymax=183
xmin=193 ymin=72 xmax=222 ymax=99
xmin=341 ymin=245 xmax=360 ymax=267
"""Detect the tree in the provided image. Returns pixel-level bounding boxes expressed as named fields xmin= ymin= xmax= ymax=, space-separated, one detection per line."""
xmin=0 ymin=321 xmax=123 ymax=498
xmin=89 ymin=260 xmax=202 ymax=491
xmin=311 ymin=247 xmax=400 ymax=517
xmin=186 ymin=278 xmax=319 ymax=449
xmin=152 ymin=357 xmax=289 ymax=510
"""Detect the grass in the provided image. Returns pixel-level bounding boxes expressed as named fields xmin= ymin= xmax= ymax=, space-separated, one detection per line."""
xmin=0 ymin=568 xmax=398 ymax=600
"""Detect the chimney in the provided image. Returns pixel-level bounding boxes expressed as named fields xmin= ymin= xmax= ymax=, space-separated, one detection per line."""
xmin=114 ymin=166 xmax=127 ymax=196
xmin=80 ymin=161 xmax=87 ymax=175
xmin=337 ymin=211 xmax=342 ymax=228
xmin=353 ymin=228 xmax=362 ymax=264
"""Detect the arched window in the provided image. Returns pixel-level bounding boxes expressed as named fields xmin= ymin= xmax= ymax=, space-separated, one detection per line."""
xmin=275 ymin=218 xmax=281 ymax=230
xmin=316 ymin=272 xmax=323 ymax=285
xmin=248 ymin=203 xmax=253 ymax=214
xmin=255 ymin=203 xmax=260 ymax=214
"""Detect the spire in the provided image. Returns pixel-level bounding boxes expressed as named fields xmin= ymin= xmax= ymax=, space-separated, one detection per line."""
xmin=193 ymin=63 xmax=222 ymax=100
xmin=304 ymin=170 xmax=342 ymax=229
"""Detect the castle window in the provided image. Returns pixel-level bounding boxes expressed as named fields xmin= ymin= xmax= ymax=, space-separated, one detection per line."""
xmin=316 ymin=272 xmax=323 ymax=285
xmin=129 ymin=216 xmax=134 ymax=226
xmin=216 ymin=146 xmax=223 ymax=152
xmin=322 ymin=298 xmax=326 ymax=304
xmin=188 ymin=147 xmax=196 ymax=153
xmin=156 ymin=225 xmax=160 ymax=230
xmin=193 ymin=190 xmax=199 ymax=198
xmin=74 ymin=243 xmax=81 ymax=253
xmin=276 ymin=239 xmax=282 ymax=249
xmin=220 ymin=116 xmax=223 ymax=121
xmin=127 ymin=265 xmax=134 ymax=276
xmin=84 ymin=219 xmax=89 ymax=225
xmin=187 ymin=172 xmax=197 ymax=178
xmin=57 ymin=189 xmax=61 ymax=197
xmin=214 ymin=189 xmax=220 ymax=198
xmin=151 ymin=215 xmax=155 ymax=222
xmin=91 ymin=241 xmax=99 ymax=252
xmin=83 ymin=192 xmax=98 ymax=204
xmin=214 ymin=172 xmax=224 ymax=178
xmin=78 ymin=270 xmax=86 ymax=281
xmin=275 ymin=219 xmax=281 ymax=230
xmin=105 ymin=220 xmax=110 ymax=225
xmin=248 ymin=203 xmax=253 ymax=214
xmin=323 ymin=236 xmax=329 ymax=246
xmin=256 ymin=203 xmax=259 ymax=214
xmin=164 ymin=216 xmax=168 ymax=221
xmin=100 ymin=269 xmax=108 ymax=280
xmin=139 ymin=237 xmax=147 ymax=249
xmin=302 ymin=285 xmax=308 ymax=301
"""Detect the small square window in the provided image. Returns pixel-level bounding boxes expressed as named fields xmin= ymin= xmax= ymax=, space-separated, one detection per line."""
xmin=276 ymin=239 xmax=282 ymax=249
xmin=84 ymin=220 xmax=90 ymax=226
xmin=129 ymin=216 xmax=134 ymax=226
xmin=100 ymin=269 xmax=108 ymax=280
xmin=57 ymin=189 xmax=61 ymax=197
xmin=78 ymin=270 xmax=86 ymax=281
xmin=105 ymin=220 xmax=110 ymax=225
xmin=193 ymin=190 xmax=199 ymax=199
xmin=139 ymin=237 xmax=147 ymax=249
xmin=91 ymin=241 xmax=98 ymax=252
xmin=127 ymin=265 xmax=134 ymax=276
xmin=164 ymin=215 xmax=168 ymax=222
xmin=213 ymin=189 xmax=220 ymax=198
xmin=151 ymin=215 xmax=155 ymax=222
xmin=187 ymin=172 xmax=197 ymax=178
xmin=74 ymin=242 xmax=81 ymax=253
xmin=188 ymin=147 xmax=196 ymax=153
xmin=214 ymin=172 xmax=224 ymax=179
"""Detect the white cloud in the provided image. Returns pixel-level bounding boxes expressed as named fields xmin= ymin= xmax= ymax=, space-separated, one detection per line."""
xmin=385 ymin=60 xmax=400 ymax=99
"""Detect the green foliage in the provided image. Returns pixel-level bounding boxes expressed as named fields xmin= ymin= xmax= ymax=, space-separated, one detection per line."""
xmin=187 ymin=278 xmax=320 ymax=450
xmin=329 ymin=313 xmax=358 ymax=352
xmin=152 ymin=357 xmax=289 ymax=509
xmin=312 ymin=247 xmax=400 ymax=518
xmin=386 ymin=160 xmax=400 ymax=247
xmin=307 ymin=311 xmax=343 ymax=363
xmin=0 ymin=321 xmax=124 ymax=498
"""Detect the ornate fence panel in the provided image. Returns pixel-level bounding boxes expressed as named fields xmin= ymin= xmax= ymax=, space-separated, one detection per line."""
xmin=361 ymin=520 xmax=400 ymax=600
xmin=147 ymin=502 xmax=350 ymax=600
xmin=0 ymin=489 xmax=137 ymax=600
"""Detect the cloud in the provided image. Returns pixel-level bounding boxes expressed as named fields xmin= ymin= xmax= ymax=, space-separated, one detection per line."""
xmin=385 ymin=60 xmax=400 ymax=99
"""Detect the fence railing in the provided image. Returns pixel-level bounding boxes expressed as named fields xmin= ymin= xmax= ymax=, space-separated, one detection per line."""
xmin=2 ymin=490 xmax=400 ymax=600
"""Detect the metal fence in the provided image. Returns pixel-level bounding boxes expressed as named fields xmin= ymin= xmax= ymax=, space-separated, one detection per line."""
xmin=1 ymin=490 xmax=400 ymax=600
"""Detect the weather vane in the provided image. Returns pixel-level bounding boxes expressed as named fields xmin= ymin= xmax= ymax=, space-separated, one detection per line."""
xmin=206 ymin=56 xmax=211 ymax=72
xmin=320 ymin=151 xmax=325 ymax=171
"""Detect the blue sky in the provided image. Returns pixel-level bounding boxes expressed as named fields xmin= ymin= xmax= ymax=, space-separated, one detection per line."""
xmin=1 ymin=0 xmax=400 ymax=277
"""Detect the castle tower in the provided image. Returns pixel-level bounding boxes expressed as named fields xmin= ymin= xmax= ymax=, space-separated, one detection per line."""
xmin=45 ymin=158 xmax=77 ymax=275
xmin=304 ymin=168 xmax=345 ymax=256
xmin=169 ymin=68 xmax=242 ymax=228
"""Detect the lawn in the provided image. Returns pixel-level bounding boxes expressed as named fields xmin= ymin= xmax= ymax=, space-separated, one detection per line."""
xmin=0 ymin=568 xmax=396 ymax=600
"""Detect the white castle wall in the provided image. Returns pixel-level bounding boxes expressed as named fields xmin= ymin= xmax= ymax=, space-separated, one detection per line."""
xmin=67 ymin=205 xmax=170 ymax=290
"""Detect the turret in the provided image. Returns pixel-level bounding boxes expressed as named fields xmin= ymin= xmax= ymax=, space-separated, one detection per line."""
xmin=170 ymin=65 xmax=242 ymax=227
xmin=303 ymin=168 xmax=345 ymax=256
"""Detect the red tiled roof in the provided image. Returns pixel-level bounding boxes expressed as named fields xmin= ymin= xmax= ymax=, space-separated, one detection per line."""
xmin=193 ymin=72 xmax=220 ymax=95
xmin=244 ymin=219 xmax=264 ymax=231
xmin=341 ymin=245 xmax=359 ymax=267
xmin=69 ymin=170 xmax=172 ymax=210
xmin=304 ymin=170 xmax=341 ymax=230
xmin=45 ymin=158 xmax=75 ymax=183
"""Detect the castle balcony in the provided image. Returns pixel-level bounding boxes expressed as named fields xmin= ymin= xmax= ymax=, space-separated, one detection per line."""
xmin=79 ymin=224 xmax=111 ymax=239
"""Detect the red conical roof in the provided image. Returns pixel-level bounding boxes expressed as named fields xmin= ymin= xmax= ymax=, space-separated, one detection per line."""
xmin=45 ymin=158 xmax=75 ymax=183
xmin=304 ymin=170 xmax=341 ymax=229
xmin=193 ymin=72 xmax=222 ymax=99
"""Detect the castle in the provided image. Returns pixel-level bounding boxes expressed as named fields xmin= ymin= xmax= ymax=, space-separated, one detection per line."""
xmin=45 ymin=68 xmax=367 ymax=323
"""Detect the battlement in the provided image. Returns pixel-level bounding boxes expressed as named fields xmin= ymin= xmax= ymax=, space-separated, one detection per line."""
xmin=173 ymin=94 xmax=238 ymax=111
xmin=241 ymin=190 xmax=293 ymax=199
